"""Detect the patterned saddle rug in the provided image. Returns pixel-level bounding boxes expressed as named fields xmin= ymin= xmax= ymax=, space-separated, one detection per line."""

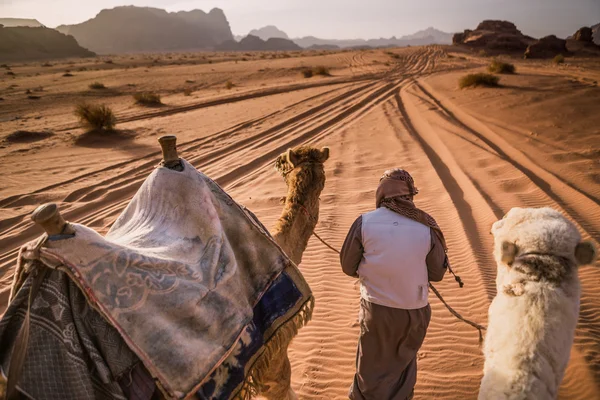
xmin=0 ymin=159 xmax=313 ymax=399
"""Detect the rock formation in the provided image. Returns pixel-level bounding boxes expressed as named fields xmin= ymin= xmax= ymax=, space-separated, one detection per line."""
xmin=452 ymin=20 xmax=535 ymax=54
xmin=573 ymin=27 xmax=593 ymax=42
xmin=56 ymin=6 xmax=233 ymax=54
xmin=216 ymin=35 xmax=302 ymax=51
xmin=525 ymin=35 xmax=568 ymax=59
xmin=248 ymin=25 xmax=289 ymax=40
xmin=0 ymin=18 xmax=43 ymax=28
xmin=0 ymin=26 xmax=95 ymax=62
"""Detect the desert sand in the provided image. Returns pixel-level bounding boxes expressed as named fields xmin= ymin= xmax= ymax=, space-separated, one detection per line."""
xmin=1 ymin=46 xmax=599 ymax=399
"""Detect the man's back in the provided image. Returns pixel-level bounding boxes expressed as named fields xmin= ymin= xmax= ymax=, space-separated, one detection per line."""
xmin=359 ymin=207 xmax=431 ymax=309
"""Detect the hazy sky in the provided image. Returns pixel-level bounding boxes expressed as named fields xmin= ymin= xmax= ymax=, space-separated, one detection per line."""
xmin=1 ymin=0 xmax=599 ymax=39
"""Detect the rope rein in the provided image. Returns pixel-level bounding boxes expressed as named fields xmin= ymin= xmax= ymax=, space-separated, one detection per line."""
xmin=298 ymin=203 xmax=486 ymax=343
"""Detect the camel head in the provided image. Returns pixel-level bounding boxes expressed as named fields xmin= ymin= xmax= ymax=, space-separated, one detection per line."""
xmin=491 ymin=207 xmax=596 ymax=289
xmin=274 ymin=146 xmax=330 ymax=199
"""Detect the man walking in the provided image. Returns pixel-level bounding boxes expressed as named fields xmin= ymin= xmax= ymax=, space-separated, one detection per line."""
xmin=340 ymin=168 xmax=448 ymax=400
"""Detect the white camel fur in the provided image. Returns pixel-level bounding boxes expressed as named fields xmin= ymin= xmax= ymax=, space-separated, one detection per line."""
xmin=479 ymin=207 xmax=597 ymax=399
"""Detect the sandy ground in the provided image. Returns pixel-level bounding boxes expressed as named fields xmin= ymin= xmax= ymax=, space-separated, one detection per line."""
xmin=1 ymin=46 xmax=599 ymax=399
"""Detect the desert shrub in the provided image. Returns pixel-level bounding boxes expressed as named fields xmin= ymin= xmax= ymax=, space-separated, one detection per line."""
xmin=133 ymin=92 xmax=162 ymax=105
xmin=104 ymin=59 xmax=114 ymax=64
xmin=78 ymin=66 xmax=88 ymax=71
xmin=41 ymin=62 xmax=52 ymax=67
xmin=312 ymin=66 xmax=331 ymax=76
xmin=89 ymin=82 xmax=106 ymax=89
xmin=302 ymin=66 xmax=331 ymax=78
xmin=478 ymin=49 xmax=488 ymax=57
xmin=183 ymin=88 xmax=193 ymax=96
xmin=553 ymin=54 xmax=565 ymax=64
xmin=302 ymin=68 xmax=313 ymax=78
xmin=127 ymin=83 xmax=137 ymax=87
xmin=225 ymin=80 xmax=234 ymax=89
xmin=459 ymin=73 xmax=500 ymax=88
xmin=74 ymin=103 xmax=116 ymax=130
xmin=63 ymin=72 xmax=74 ymax=77
xmin=185 ymin=79 xmax=195 ymax=83
xmin=27 ymin=95 xmax=41 ymax=100
xmin=1 ymin=64 xmax=10 ymax=70
xmin=488 ymin=59 xmax=516 ymax=74
xmin=5 ymin=71 xmax=15 ymax=76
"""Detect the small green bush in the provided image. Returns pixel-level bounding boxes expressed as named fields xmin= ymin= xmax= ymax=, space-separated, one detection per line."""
xmin=89 ymin=82 xmax=106 ymax=89
xmin=459 ymin=73 xmax=500 ymax=89
xmin=75 ymin=103 xmax=116 ymax=130
xmin=553 ymin=54 xmax=565 ymax=64
xmin=133 ymin=92 xmax=162 ymax=105
xmin=488 ymin=59 xmax=516 ymax=74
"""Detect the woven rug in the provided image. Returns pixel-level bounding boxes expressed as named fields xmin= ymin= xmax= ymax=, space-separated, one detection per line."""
xmin=0 ymin=159 xmax=313 ymax=399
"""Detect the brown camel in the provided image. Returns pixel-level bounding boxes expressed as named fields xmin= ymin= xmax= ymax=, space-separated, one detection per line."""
xmin=6 ymin=141 xmax=329 ymax=400
xmin=252 ymin=146 xmax=330 ymax=400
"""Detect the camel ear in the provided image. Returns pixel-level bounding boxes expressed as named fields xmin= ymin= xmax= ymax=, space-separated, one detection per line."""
xmin=501 ymin=241 xmax=518 ymax=266
xmin=319 ymin=147 xmax=330 ymax=162
xmin=286 ymin=148 xmax=299 ymax=167
xmin=575 ymin=241 xmax=596 ymax=266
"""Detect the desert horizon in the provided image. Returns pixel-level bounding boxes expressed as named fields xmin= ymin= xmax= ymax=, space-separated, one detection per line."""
xmin=1 ymin=2 xmax=599 ymax=400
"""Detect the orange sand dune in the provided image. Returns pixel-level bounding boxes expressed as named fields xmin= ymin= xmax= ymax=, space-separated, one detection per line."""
xmin=1 ymin=46 xmax=599 ymax=399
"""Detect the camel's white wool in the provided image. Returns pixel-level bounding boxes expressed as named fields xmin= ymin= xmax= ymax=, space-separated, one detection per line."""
xmin=479 ymin=207 xmax=596 ymax=400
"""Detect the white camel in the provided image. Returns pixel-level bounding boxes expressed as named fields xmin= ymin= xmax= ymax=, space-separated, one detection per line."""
xmin=479 ymin=207 xmax=596 ymax=399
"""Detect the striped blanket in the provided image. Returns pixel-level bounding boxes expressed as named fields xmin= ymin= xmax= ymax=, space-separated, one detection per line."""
xmin=0 ymin=159 xmax=313 ymax=399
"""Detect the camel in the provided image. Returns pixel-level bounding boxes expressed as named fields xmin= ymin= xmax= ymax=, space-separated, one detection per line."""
xmin=479 ymin=207 xmax=596 ymax=400
xmin=3 ymin=138 xmax=330 ymax=400
xmin=252 ymin=145 xmax=330 ymax=400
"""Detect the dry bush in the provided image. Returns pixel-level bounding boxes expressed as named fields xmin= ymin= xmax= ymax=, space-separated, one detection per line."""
xmin=75 ymin=103 xmax=116 ymax=131
xmin=104 ymin=59 xmax=114 ymax=64
xmin=553 ymin=54 xmax=565 ymax=64
xmin=89 ymin=82 xmax=106 ymax=89
xmin=133 ymin=92 xmax=162 ymax=105
xmin=459 ymin=73 xmax=500 ymax=88
xmin=183 ymin=88 xmax=193 ymax=96
xmin=302 ymin=66 xmax=331 ymax=78
xmin=226 ymin=80 xmax=234 ymax=89
xmin=5 ymin=71 xmax=15 ymax=76
xmin=63 ymin=72 xmax=74 ymax=77
xmin=488 ymin=59 xmax=516 ymax=74
xmin=478 ymin=49 xmax=488 ymax=57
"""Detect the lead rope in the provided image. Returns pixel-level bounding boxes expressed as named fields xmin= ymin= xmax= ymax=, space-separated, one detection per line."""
xmin=299 ymin=204 xmax=486 ymax=343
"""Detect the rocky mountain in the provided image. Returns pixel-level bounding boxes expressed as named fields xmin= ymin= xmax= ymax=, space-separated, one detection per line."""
xmin=396 ymin=27 xmax=453 ymax=44
xmin=453 ymin=20 xmax=536 ymax=54
xmin=216 ymin=35 xmax=301 ymax=51
xmin=248 ymin=25 xmax=289 ymax=40
xmin=0 ymin=26 xmax=95 ymax=62
xmin=292 ymin=27 xmax=452 ymax=48
xmin=592 ymin=23 xmax=600 ymax=45
xmin=56 ymin=6 xmax=233 ymax=54
xmin=0 ymin=18 xmax=43 ymax=28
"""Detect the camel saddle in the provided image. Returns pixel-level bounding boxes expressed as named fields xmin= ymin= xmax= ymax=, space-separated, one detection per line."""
xmin=0 ymin=159 xmax=313 ymax=399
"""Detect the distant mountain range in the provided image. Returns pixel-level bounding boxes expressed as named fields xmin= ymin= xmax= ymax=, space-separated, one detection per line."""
xmin=56 ymin=6 xmax=233 ymax=54
xmin=234 ymin=25 xmax=452 ymax=49
xmin=0 ymin=26 xmax=95 ymax=62
xmin=217 ymin=35 xmax=301 ymax=51
xmin=0 ymin=18 xmax=43 ymax=28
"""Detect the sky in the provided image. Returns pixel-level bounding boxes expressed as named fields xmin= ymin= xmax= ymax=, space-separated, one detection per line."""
xmin=1 ymin=0 xmax=599 ymax=39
